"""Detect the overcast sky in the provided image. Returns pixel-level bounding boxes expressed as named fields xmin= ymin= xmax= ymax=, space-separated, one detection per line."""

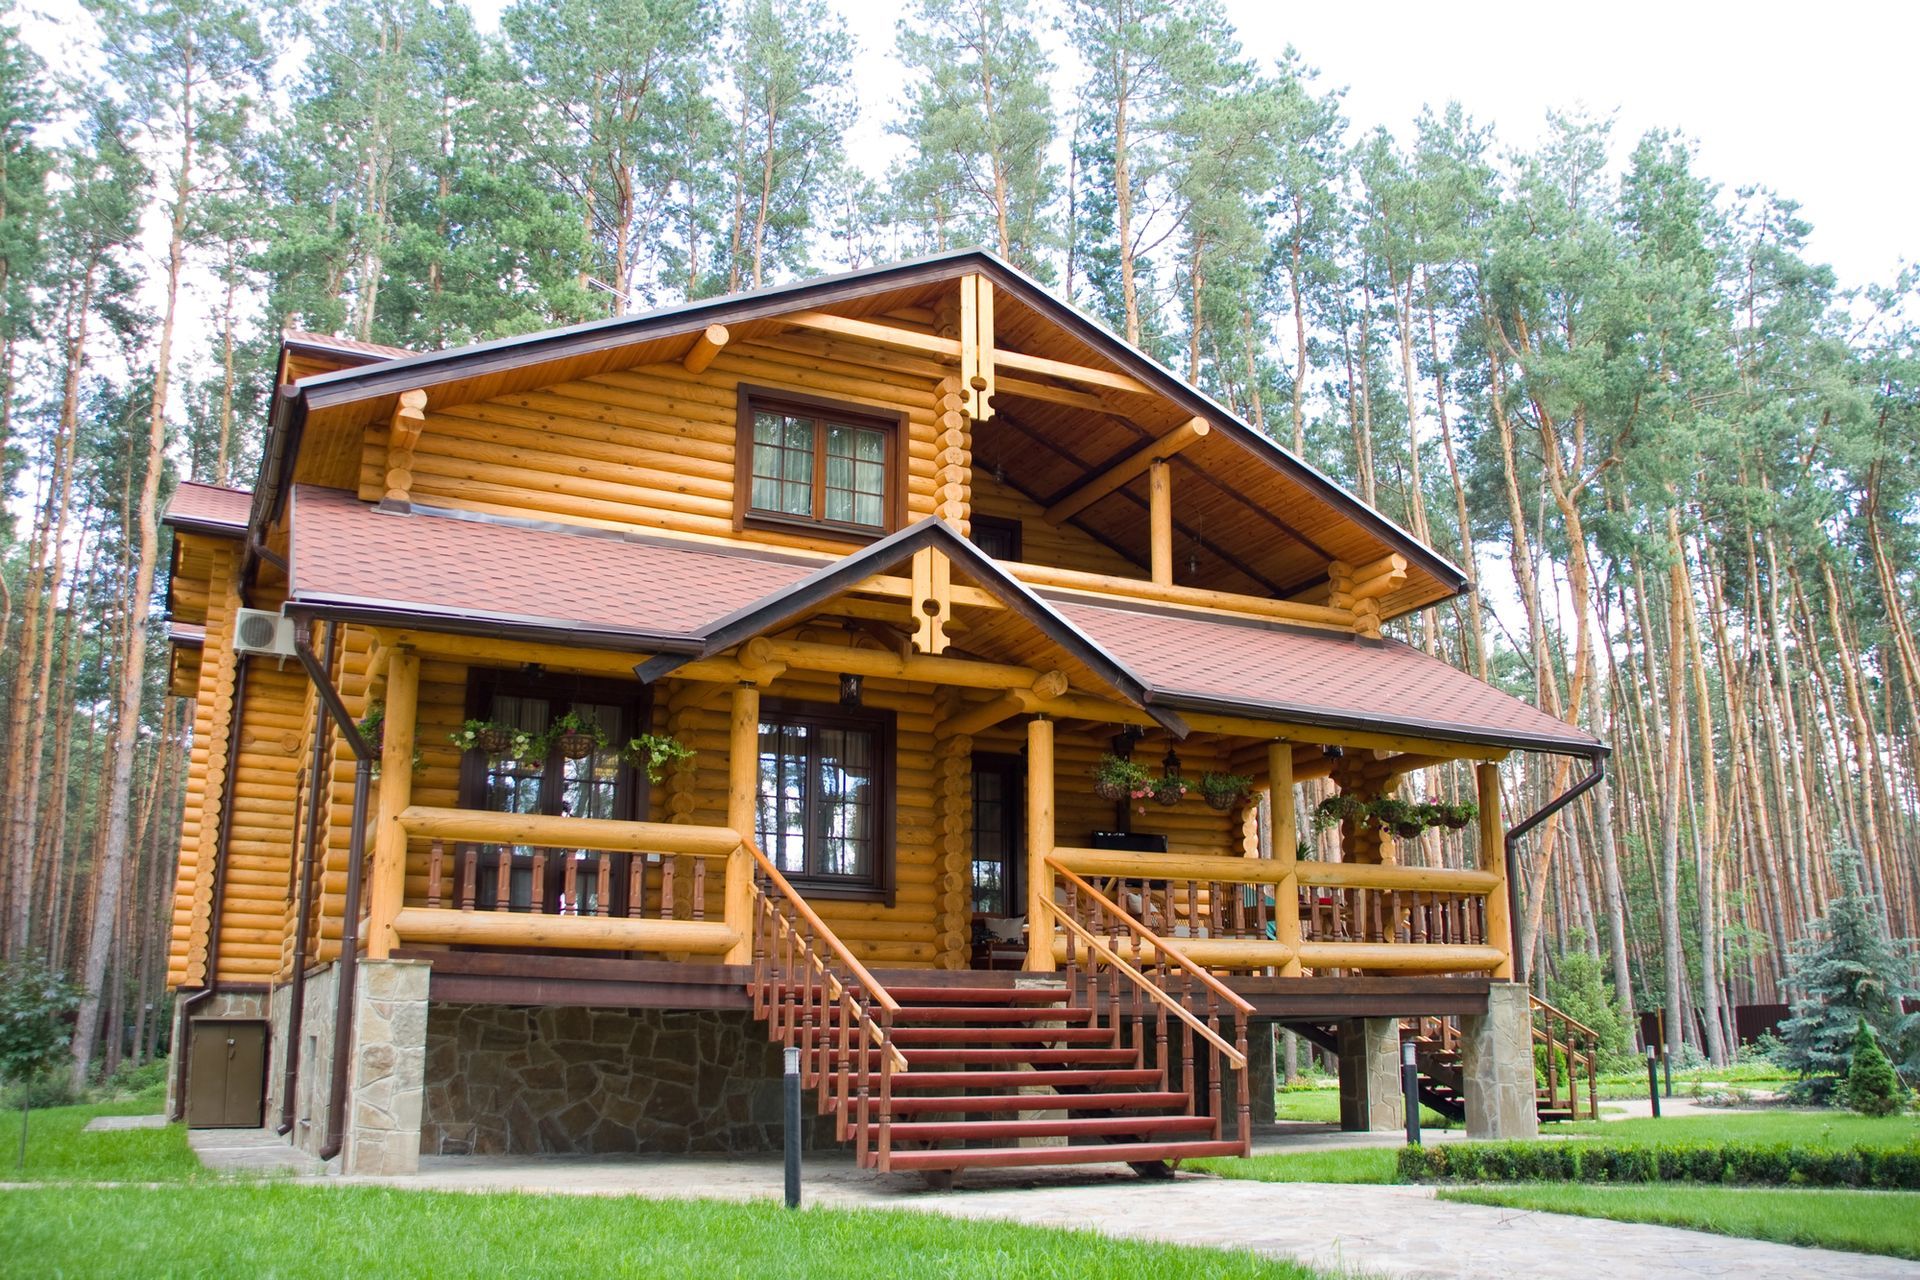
xmin=758 ymin=0 xmax=1914 ymax=294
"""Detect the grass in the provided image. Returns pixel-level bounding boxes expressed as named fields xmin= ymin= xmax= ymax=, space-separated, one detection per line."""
xmin=1190 ymin=1146 xmax=1399 ymax=1185
xmin=1438 ymin=1183 xmax=1920 ymax=1259
xmin=0 ymin=1185 xmax=1326 ymax=1279
xmin=1550 ymin=1110 xmax=1920 ymax=1149
xmin=0 ymin=1097 xmax=202 ymax=1183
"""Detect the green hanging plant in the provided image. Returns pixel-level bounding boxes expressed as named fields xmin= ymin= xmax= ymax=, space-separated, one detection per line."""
xmin=623 ymin=732 xmax=695 ymax=782
xmin=1093 ymin=754 xmax=1154 ymax=801
xmin=356 ymin=701 xmax=385 ymax=759
xmin=1310 ymin=793 xmax=1365 ymax=834
xmin=1150 ymin=773 xmax=1189 ymax=807
xmin=1199 ymin=771 xmax=1253 ymax=812
xmin=541 ymin=711 xmax=609 ymax=761
xmin=1416 ymin=800 xmax=1478 ymax=831
xmin=449 ymin=719 xmax=542 ymax=764
xmin=1366 ymin=797 xmax=1424 ymax=839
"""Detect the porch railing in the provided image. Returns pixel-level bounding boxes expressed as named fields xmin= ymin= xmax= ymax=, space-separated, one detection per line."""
xmin=1044 ymin=858 xmax=1252 ymax=1152
xmin=743 ymin=839 xmax=907 ymax=1170
xmin=388 ymin=806 xmax=742 ymax=954
xmin=1047 ymin=848 xmax=1506 ymax=974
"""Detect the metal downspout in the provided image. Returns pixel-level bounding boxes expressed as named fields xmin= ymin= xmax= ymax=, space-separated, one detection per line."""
xmin=1503 ymin=751 xmax=1608 ymax=988
xmin=277 ymin=623 xmax=337 ymax=1136
xmin=291 ymin=622 xmax=375 ymax=1163
xmin=169 ymin=654 xmax=250 ymax=1121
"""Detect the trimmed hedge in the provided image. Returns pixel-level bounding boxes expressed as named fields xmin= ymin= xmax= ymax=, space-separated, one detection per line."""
xmin=1397 ymin=1141 xmax=1920 ymax=1189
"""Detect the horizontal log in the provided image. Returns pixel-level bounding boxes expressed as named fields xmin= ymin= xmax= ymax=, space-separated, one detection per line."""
xmin=392 ymin=906 xmax=738 ymax=955
xmin=1049 ymin=934 xmax=1293 ymax=970
xmin=397 ymin=805 xmax=740 ymax=856
xmin=1294 ymin=942 xmax=1506 ymax=973
xmin=1295 ymin=863 xmax=1499 ymax=894
xmin=1051 ymin=848 xmax=1293 ymax=885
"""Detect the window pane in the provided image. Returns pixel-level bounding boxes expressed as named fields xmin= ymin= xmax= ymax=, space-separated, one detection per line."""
xmin=812 ymin=727 xmax=873 ymax=879
xmin=751 ymin=411 xmax=814 ymax=517
xmin=972 ymin=768 xmax=1009 ymax=914
xmin=757 ymin=723 xmax=811 ymax=875
xmin=823 ymin=424 xmax=886 ymax=527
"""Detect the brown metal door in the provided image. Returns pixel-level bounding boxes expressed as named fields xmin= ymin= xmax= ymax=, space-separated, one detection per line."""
xmin=186 ymin=1020 xmax=268 ymax=1128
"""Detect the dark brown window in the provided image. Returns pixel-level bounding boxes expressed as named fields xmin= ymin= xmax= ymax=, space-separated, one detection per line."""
xmin=735 ymin=386 xmax=904 ymax=538
xmin=970 ymin=515 xmax=1022 ymax=561
xmin=970 ymin=752 xmax=1023 ymax=915
xmin=755 ymin=697 xmax=894 ymax=901
xmin=457 ymin=671 xmax=649 ymax=915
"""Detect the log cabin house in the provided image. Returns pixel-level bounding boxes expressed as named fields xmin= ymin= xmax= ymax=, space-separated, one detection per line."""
xmin=160 ymin=250 xmax=1605 ymax=1179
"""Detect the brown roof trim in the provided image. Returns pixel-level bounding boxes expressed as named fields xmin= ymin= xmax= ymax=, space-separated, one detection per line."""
xmin=256 ymin=249 xmax=1466 ymax=608
xmin=633 ymin=517 xmax=1189 ymax=738
xmin=283 ymin=595 xmax=706 ymax=657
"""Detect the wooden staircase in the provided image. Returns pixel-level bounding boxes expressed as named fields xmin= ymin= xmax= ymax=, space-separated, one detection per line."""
xmin=743 ymin=842 xmax=1252 ymax=1184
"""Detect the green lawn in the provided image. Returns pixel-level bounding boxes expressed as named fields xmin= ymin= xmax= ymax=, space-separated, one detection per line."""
xmin=0 ymin=1185 xmax=1322 ymax=1279
xmin=1550 ymin=1110 xmax=1920 ymax=1149
xmin=1439 ymin=1183 xmax=1920 ymax=1260
xmin=1271 ymin=1085 xmax=1455 ymax=1129
xmin=0 ymin=1097 xmax=203 ymax=1183
xmin=1190 ymin=1146 xmax=1399 ymax=1185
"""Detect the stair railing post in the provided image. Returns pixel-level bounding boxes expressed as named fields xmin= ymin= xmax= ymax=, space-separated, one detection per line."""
xmin=1235 ymin=1011 xmax=1250 ymax=1151
xmin=877 ymin=1007 xmax=896 ymax=1171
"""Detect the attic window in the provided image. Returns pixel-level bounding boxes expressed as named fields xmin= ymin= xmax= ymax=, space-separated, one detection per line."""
xmin=735 ymin=386 xmax=903 ymax=538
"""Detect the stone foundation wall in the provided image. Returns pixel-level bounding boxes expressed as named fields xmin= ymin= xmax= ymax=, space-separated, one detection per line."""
xmin=421 ymin=1004 xmax=838 ymax=1157
xmin=264 ymin=963 xmax=341 ymax=1160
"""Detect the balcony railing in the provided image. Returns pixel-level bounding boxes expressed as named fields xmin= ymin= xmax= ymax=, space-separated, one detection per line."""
xmin=1047 ymin=848 xmax=1506 ymax=975
xmin=390 ymin=806 xmax=743 ymax=955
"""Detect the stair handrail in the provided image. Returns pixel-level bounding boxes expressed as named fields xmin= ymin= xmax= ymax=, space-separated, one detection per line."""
xmin=1528 ymin=993 xmax=1602 ymax=1044
xmin=1528 ymin=993 xmax=1599 ymax=1120
xmin=1044 ymin=859 xmax=1252 ymax=1066
xmin=743 ymin=839 xmax=901 ymax=1018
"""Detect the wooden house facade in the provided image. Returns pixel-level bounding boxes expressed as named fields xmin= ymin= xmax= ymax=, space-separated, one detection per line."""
xmin=159 ymin=251 xmax=1604 ymax=1179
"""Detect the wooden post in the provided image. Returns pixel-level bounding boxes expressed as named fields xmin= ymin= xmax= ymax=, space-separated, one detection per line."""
xmin=725 ymin=684 xmax=760 ymax=965
xmin=1149 ymin=459 xmax=1173 ymax=586
xmin=1269 ymin=741 xmax=1302 ymax=978
xmin=367 ymin=647 xmax=418 ymax=959
xmin=1024 ymin=715 xmax=1056 ymax=972
xmin=1477 ymin=761 xmax=1512 ymax=980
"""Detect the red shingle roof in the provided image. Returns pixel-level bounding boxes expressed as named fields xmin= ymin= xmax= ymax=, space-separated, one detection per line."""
xmin=283 ymin=330 xmax=412 ymax=361
xmin=163 ymin=481 xmax=252 ymax=535
xmin=285 ymin=489 xmax=1598 ymax=754
xmin=1054 ymin=600 xmax=1599 ymax=753
xmin=288 ymin=486 xmax=805 ymax=645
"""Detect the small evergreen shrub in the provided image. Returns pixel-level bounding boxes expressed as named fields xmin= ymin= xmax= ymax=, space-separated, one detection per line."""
xmin=1394 ymin=1139 xmax=1920 ymax=1188
xmin=1840 ymin=1018 xmax=1909 ymax=1117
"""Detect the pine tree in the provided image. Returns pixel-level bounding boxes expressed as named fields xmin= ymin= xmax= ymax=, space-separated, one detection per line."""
xmin=1774 ymin=847 xmax=1914 ymax=1103
xmin=1839 ymin=1018 xmax=1907 ymax=1117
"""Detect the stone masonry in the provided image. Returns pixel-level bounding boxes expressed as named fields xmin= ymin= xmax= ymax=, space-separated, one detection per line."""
xmin=1337 ymin=1017 xmax=1404 ymax=1132
xmin=344 ymin=959 xmax=431 ymax=1175
xmin=1462 ymin=982 xmax=1539 ymax=1140
xmin=420 ymin=1004 xmax=838 ymax=1157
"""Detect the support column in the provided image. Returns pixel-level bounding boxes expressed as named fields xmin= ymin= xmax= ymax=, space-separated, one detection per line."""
xmin=1024 ymin=715 xmax=1055 ymax=971
xmin=343 ymin=958 xmax=430 ymax=1175
xmin=1267 ymin=741 xmax=1301 ymax=977
xmin=367 ymin=647 xmax=418 ymax=960
xmin=724 ymin=684 xmax=760 ymax=965
xmin=1336 ymin=1017 xmax=1405 ymax=1132
xmin=1463 ymin=982 xmax=1539 ymax=1140
xmin=1248 ymin=1022 xmax=1277 ymax=1126
xmin=1477 ymin=762 xmax=1512 ymax=979
xmin=1149 ymin=459 xmax=1173 ymax=586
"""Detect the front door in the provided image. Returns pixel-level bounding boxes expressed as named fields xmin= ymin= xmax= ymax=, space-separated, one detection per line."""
xmin=970 ymin=753 xmax=1024 ymax=965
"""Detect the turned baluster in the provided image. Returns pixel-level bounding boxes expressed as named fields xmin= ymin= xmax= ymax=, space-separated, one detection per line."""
xmin=459 ymin=843 xmax=476 ymax=912
xmin=428 ymin=838 xmax=444 ymax=909
xmin=595 ymin=854 xmax=611 ymax=918
xmin=660 ymin=858 xmax=675 ymax=919
xmin=562 ymin=852 xmax=578 ymax=914
xmin=692 ymin=857 xmax=706 ymax=920
xmin=494 ymin=846 xmax=510 ymax=912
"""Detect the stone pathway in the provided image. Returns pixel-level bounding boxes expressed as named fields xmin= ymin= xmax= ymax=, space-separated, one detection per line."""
xmin=189 ymin=1128 xmax=325 ymax=1176
xmin=310 ymin=1151 xmax=1920 ymax=1280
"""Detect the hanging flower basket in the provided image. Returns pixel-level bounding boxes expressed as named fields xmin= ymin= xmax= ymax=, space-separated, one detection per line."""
xmin=1417 ymin=800 xmax=1478 ymax=831
xmin=623 ymin=732 xmax=695 ymax=782
xmin=542 ymin=711 xmax=608 ymax=761
xmin=476 ymin=725 xmax=516 ymax=755
xmin=1093 ymin=753 xmax=1152 ymax=802
xmin=1151 ymin=775 xmax=1188 ymax=807
xmin=1199 ymin=771 xmax=1253 ymax=812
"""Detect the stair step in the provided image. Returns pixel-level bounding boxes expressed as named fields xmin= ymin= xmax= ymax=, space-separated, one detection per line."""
xmin=895 ymin=1005 xmax=1094 ymax=1024
xmin=889 ymin=1025 xmax=1116 ymax=1045
xmin=885 ymin=1090 xmax=1189 ymax=1115
xmin=885 ymin=1139 xmax=1244 ymax=1172
xmin=902 ymin=1047 xmax=1141 ymax=1067
xmin=888 ymin=1114 xmax=1218 ymax=1143
xmin=889 ymin=985 xmax=1069 ymax=1005
xmin=866 ymin=1067 xmax=1165 ymax=1091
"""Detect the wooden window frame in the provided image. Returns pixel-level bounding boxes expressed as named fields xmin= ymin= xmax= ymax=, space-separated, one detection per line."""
xmin=734 ymin=384 xmax=908 ymax=542
xmin=969 ymin=515 xmax=1023 ymax=561
xmin=756 ymin=695 xmax=896 ymax=905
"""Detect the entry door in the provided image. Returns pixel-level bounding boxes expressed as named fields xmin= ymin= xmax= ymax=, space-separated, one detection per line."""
xmin=970 ymin=753 xmax=1023 ymax=916
xmin=186 ymin=1020 xmax=268 ymax=1128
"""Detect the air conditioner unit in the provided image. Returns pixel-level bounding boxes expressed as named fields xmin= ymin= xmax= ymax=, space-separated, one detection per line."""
xmin=233 ymin=608 xmax=297 ymax=659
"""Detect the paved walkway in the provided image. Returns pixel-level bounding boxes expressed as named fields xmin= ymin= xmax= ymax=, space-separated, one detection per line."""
xmin=297 ymin=1150 xmax=1920 ymax=1280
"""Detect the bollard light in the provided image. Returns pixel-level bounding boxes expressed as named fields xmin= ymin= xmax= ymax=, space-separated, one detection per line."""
xmin=1402 ymin=1039 xmax=1422 ymax=1147
xmin=784 ymin=1046 xmax=802 ymax=1208
xmin=1645 ymin=1044 xmax=1661 ymax=1120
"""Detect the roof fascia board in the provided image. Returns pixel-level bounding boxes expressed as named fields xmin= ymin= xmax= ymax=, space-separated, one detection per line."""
xmin=1145 ymin=689 xmax=1609 ymax=759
